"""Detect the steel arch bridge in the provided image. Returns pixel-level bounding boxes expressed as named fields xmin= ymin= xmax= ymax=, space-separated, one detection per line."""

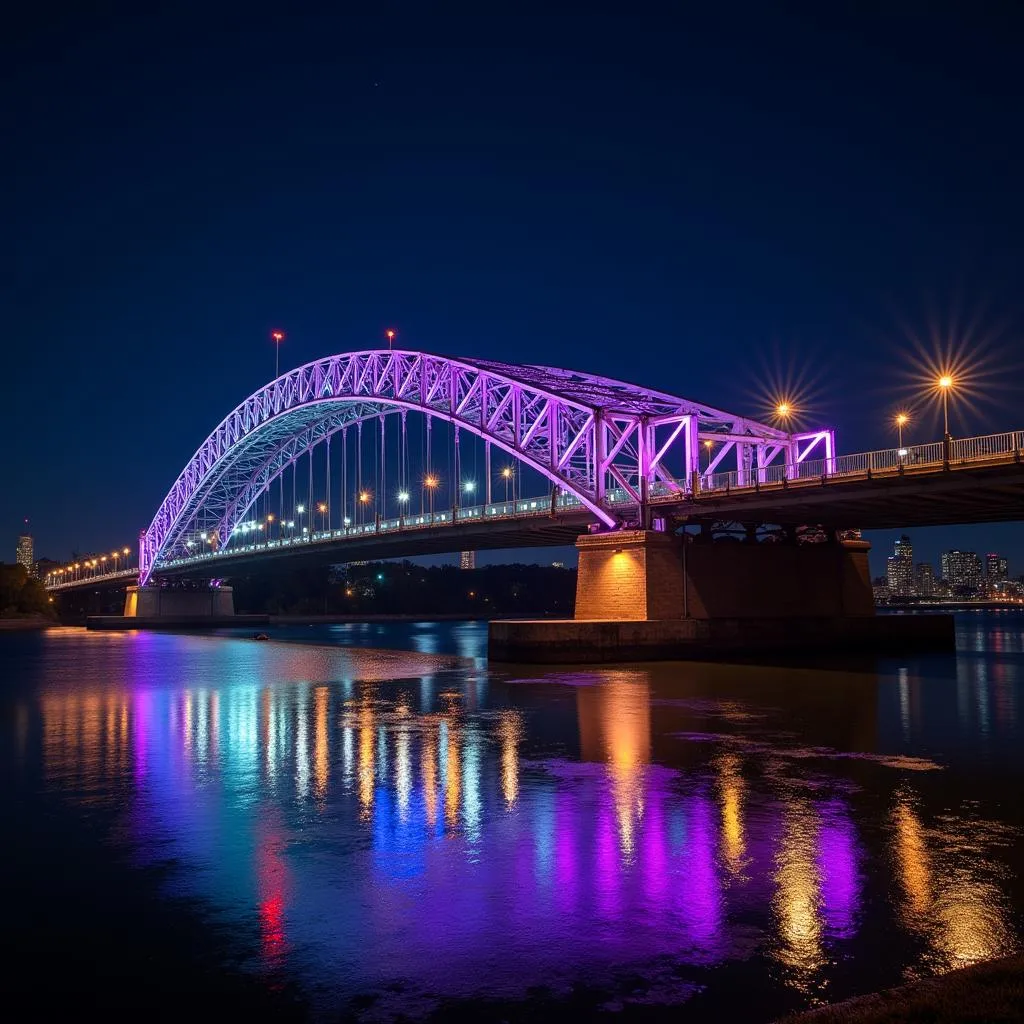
xmin=139 ymin=349 xmax=834 ymax=585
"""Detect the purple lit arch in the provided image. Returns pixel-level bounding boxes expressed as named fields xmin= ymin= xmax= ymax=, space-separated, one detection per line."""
xmin=139 ymin=350 xmax=826 ymax=583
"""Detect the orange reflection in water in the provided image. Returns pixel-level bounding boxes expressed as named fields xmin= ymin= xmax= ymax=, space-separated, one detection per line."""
xmin=773 ymin=797 xmax=824 ymax=990
xmin=892 ymin=793 xmax=1015 ymax=974
xmin=716 ymin=752 xmax=746 ymax=876
xmin=577 ymin=672 xmax=651 ymax=863
xmin=313 ymin=685 xmax=329 ymax=803
xmin=444 ymin=721 xmax=461 ymax=829
xmin=422 ymin=723 xmax=438 ymax=827
xmin=498 ymin=710 xmax=522 ymax=809
xmin=358 ymin=697 xmax=374 ymax=820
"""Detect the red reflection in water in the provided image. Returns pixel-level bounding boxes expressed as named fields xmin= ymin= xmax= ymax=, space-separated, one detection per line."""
xmin=256 ymin=819 xmax=289 ymax=969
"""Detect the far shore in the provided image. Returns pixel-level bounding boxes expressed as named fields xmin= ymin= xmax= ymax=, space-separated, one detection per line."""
xmin=0 ymin=615 xmax=59 ymax=631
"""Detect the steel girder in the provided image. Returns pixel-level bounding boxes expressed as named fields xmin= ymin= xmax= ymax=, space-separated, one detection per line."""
xmin=139 ymin=350 xmax=817 ymax=582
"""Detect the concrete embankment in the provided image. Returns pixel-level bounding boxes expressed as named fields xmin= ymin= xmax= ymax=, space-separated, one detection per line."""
xmin=86 ymin=614 xmax=270 ymax=630
xmin=488 ymin=614 xmax=955 ymax=664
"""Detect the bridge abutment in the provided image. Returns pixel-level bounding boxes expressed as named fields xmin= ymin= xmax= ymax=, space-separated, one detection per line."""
xmin=489 ymin=529 xmax=952 ymax=662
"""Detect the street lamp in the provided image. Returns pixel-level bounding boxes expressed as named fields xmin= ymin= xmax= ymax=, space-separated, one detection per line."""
xmin=424 ymin=474 xmax=439 ymax=515
xmin=702 ymin=438 xmax=713 ymax=472
xmin=938 ymin=375 xmax=954 ymax=438
xmin=123 ymin=546 xmax=130 ymax=569
xmin=500 ymin=465 xmax=513 ymax=503
xmin=895 ymin=412 xmax=909 ymax=453
xmin=272 ymin=330 xmax=284 ymax=378
xmin=318 ymin=501 xmax=328 ymax=531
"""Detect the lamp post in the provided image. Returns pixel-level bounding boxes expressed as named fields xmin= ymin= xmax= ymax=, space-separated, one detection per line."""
xmin=272 ymin=330 xmax=284 ymax=378
xmin=937 ymin=374 xmax=954 ymax=464
xmin=357 ymin=492 xmax=369 ymax=526
xmin=501 ymin=466 xmax=513 ymax=504
xmin=895 ymin=412 xmax=909 ymax=450
xmin=318 ymin=501 xmax=328 ymax=532
xmin=424 ymin=474 xmax=438 ymax=517
xmin=398 ymin=490 xmax=409 ymax=523
xmin=938 ymin=375 xmax=953 ymax=439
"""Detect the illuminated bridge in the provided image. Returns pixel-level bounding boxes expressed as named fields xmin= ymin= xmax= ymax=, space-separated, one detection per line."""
xmin=45 ymin=349 xmax=1024 ymax=631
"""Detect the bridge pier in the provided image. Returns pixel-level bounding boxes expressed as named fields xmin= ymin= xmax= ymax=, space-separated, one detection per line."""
xmin=124 ymin=584 xmax=236 ymax=618
xmin=489 ymin=529 xmax=952 ymax=662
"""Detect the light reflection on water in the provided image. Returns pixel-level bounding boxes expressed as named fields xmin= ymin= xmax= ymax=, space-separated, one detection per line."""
xmin=5 ymin=614 xmax=1024 ymax=1019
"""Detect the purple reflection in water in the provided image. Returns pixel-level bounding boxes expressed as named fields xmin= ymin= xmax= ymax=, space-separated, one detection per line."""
xmin=817 ymin=799 xmax=860 ymax=940
xmin=679 ymin=792 xmax=724 ymax=957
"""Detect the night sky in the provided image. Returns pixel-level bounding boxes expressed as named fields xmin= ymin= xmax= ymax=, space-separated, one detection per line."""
xmin=4 ymin=7 xmax=1023 ymax=576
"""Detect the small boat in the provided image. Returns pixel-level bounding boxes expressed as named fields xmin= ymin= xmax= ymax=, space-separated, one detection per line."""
xmin=253 ymin=632 xmax=270 ymax=641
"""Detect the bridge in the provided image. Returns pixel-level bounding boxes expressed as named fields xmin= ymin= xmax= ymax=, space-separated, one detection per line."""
xmin=45 ymin=348 xmax=1023 ymax=651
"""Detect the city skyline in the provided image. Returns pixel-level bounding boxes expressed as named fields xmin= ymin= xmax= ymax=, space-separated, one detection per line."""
xmin=879 ymin=531 xmax=1021 ymax=604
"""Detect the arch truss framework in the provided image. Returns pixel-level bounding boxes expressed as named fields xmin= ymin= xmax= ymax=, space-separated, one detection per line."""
xmin=139 ymin=350 xmax=834 ymax=583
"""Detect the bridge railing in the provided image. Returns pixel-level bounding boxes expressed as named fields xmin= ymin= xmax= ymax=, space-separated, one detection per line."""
xmin=949 ymin=431 xmax=1024 ymax=464
xmin=46 ymin=567 xmax=139 ymax=592
xmin=159 ymin=493 xmax=608 ymax=569
xmin=696 ymin=431 xmax=1021 ymax=496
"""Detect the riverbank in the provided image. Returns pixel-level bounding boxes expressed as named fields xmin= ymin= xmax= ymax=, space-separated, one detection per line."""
xmin=779 ymin=954 xmax=1024 ymax=1023
xmin=0 ymin=614 xmax=57 ymax=630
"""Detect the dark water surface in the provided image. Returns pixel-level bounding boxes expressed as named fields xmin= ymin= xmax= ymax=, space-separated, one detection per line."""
xmin=2 ymin=614 xmax=1022 ymax=1020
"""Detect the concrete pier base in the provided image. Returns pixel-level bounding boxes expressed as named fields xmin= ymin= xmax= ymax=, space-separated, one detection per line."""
xmin=488 ymin=614 xmax=955 ymax=664
xmin=124 ymin=585 xmax=235 ymax=618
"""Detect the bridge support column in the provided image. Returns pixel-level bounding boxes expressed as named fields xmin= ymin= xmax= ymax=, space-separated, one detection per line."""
xmin=573 ymin=530 xmax=874 ymax=621
xmin=574 ymin=530 xmax=682 ymax=620
xmin=124 ymin=585 xmax=235 ymax=618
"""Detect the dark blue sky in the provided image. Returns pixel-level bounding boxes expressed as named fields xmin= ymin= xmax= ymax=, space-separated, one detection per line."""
xmin=4 ymin=6 xmax=1022 ymax=576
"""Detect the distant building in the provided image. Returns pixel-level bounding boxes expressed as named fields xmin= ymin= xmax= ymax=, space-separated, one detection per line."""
xmin=34 ymin=558 xmax=61 ymax=584
xmin=986 ymin=553 xmax=1008 ymax=583
xmin=941 ymin=550 xmax=982 ymax=597
xmin=915 ymin=562 xmax=936 ymax=598
xmin=16 ymin=535 xmax=34 ymax=576
xmin=459 ymin=550 xmax=476 ymax=570
xmin=886 ymin=535 xmax=915 ymax=598
xmin=872 ymin=577 xmax=891 ymax=605
xmin=551 ymin=561 xmax=566 ymax=569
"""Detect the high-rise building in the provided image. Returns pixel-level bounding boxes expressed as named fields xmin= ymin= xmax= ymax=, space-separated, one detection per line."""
xmin=915 ymin=562 xmax=936 ymax=598
xmin=459 ymin=550 xmax=476 ymax=570
xmin=16 ymin=534 xmax=34 ymax=576
xmin=941 ymin=550 xmax=982 ymax=597
xmin=886 ymin=535 xmax=915 ymax=598
xmin=986 ymin=553 xmax=1008 ymax=583
xmin=894 ymin=535 xmax=913 ymax=562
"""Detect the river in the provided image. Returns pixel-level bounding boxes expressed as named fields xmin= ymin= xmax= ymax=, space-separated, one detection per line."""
xmin=1 ymin=613 xmax=1021 ymax=1020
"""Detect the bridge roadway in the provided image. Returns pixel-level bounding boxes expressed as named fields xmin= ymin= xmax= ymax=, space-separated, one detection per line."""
xmin=47 ymin=428 xmax=1024 ymax=590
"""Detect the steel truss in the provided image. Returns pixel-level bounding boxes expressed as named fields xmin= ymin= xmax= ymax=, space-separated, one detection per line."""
xmin=139 ymin=350 xmax=833 ymax=583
